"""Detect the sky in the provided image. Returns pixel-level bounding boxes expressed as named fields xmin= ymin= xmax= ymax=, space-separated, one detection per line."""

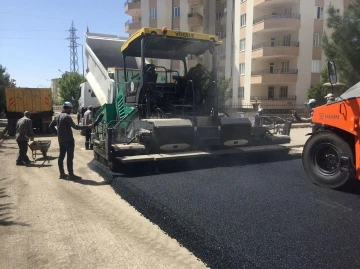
xmin=0 ymin=0 xmax=130 ymax=87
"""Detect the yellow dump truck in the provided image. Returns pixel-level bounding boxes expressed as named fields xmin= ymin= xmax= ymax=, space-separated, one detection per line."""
xmin=5 ymin=88 xmax=54 ymax=136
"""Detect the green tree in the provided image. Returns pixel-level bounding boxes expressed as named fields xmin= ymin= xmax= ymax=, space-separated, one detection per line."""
xmin=58 ymin=72 xmax=85 ymax=107
xmin=322 ymin=1 xmax=360 ymax=87
xmin=0 ymin=64 xmax=17 ymax=113
xmin=217 ymin=76 xmax=231 ymax=107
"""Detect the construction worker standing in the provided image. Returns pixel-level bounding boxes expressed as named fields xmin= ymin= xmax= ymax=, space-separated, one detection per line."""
xmin=83 ymin=105 xmax=94 ymax=150
xmin=15 ymin=111 xmax=34 ymax=166
xmin=49 ymin=102 xmax=93 ymax=180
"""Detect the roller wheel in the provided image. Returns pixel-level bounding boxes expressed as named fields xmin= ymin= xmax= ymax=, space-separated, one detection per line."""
xmin=302 ymin=131 xmax=354 ymax=189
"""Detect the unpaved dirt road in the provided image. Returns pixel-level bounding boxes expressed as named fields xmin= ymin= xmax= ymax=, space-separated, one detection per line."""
xmin=0 ymin=126 xmax=207 ymax=269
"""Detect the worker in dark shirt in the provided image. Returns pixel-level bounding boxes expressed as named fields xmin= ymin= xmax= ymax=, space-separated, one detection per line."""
xmin=15 ymin=111 xmax=34 ymax=165
xmin=49 ymin=102 xmax=93 ymax=180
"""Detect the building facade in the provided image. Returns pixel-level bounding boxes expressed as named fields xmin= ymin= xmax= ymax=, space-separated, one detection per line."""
xmin=124 ymin=0 xmax=353 ymax=107
xmin=223 ymin=0 xmax=352 ymax=106
xmin=124 ymin=0 xmax=226 ymax=75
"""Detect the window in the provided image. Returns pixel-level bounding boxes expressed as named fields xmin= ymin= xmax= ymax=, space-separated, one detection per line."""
xmin=282 ymin=61 xmax=289 ymax=72
xmin=315 ymin=6 xmax=323 ymax=19
xmin=91 ymin=90 xmax=96 ymax=98
xmin=239 ymin=63 xmax=245 ymax=75
xmin=313 ymin=33 xmax=322 ymax=46
xmin=241 ymin=14 xmax=246 ymax=27
xmin=173 ymin=7 xmax=180 ymax=18
xmin=150 ymin=8 xmax=157 ymax=19
xmin=216 ymin=12 xmax=222 ymax=21
xmin=280 ymin=86 xmax=288 ymax=98
xmin=240 ymin=38 xmax=246 ymax=51
xmin=312 ymin=60 xmax=321 ymax=73
xmin=238 ymin=87 xmax=244 ymax=99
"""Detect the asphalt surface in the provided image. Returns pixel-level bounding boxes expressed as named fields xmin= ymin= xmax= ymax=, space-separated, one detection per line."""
xmin=108 ymin=154 xmax=360 ymax=269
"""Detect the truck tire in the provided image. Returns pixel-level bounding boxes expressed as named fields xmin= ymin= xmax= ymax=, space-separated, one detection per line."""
xmin=302 ymin=131 xmax=354 ymax=189
xmin=7 ymin=121 xmax=15 ymax=137
xmin=41 ymin=123 xmax=48 ymax=134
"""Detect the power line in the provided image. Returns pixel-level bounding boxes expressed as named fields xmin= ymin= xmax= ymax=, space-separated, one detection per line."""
xmin=0 ymin=11 xmax=68 ymax=21
xmin=0 ymin=38 xmax=67 ymax=40
xmin=0 ymin=28 xmax=68 ymax=32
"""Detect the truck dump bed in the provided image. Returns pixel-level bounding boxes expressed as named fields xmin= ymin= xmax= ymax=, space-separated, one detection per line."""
xmin=85 ymin=32 xmax=139 ymax=106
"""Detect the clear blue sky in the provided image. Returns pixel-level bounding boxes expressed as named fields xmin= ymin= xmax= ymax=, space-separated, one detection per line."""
xmin=0 ymin=0 xmax=130 ymax=87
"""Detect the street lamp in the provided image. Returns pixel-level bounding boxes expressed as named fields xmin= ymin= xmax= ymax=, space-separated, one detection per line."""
xmin=75 ymin=42 xmax=85 ymax=79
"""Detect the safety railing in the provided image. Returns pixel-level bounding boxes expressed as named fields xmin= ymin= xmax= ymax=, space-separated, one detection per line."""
xmin=253 ymin=13 xmax=301 ymax=25
xmin=251 ymin=69 xmax=298 ymax=76
xmin=252 ymin=41 xmax=299 ymax=50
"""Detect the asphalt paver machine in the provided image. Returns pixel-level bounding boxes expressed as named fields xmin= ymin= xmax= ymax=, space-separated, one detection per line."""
xmin=92 ymin=27 xmax=293 ymax=172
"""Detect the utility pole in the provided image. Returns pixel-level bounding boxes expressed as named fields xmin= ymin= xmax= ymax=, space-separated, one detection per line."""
xmin=170 ymin=0 xmax=174 ymax=71
xmin=67 ymin=21 xmax=79 ymax=73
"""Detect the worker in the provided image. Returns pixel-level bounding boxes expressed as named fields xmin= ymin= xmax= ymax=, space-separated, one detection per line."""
xmin=254 ymin=108 xmax=263 ymax=127
xmin=15 ymin=111 xmax=34 ymax=166
xmin=83 ymin=105 xmax=94 ymax=150
xmin=325 ymin=93 xmax=335 ymax=104
xmin=49 ymin=102 xmax=93 ymax=180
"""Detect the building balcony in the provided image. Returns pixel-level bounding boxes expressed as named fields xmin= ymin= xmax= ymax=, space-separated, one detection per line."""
xmin=125 ymin=19 xmax=141 ymax=35
xmin=251 ymin=69 xmax=298 ymax=84
xmin=250 ymin=95 xmax=297 ymax=101
xmin=124 ymin=0 xmax=141 ymax=17
xmin=253 ymin=13 xmax=301 ymax=33
xmin=252 ymin=41 xmax=299 ymax=59
xmin=254 ymin=0 xmax=296 ymax=8
xmin=188 ymin=12 xmax=203 ymax=27
xmin=188 ymin=0 xmax=203 ymax=7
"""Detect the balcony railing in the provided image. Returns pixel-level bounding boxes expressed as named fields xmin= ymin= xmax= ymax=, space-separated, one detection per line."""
xmin=251 ymin=95 xmax=297 ymax=101
xmin=253 ymin=13 xmax=301 ymax=25
xmin=124 ymin=0 xmax=140 ymax=7
xmin=125 ymin=19 xmax=141 ymax=26
xmin=252 ymin=41 xmax=299 ymax=50
xmin=188 ymin=12 xmax=203 ymax=19
xmin=251 ymin=69 xmax=298 ymax=76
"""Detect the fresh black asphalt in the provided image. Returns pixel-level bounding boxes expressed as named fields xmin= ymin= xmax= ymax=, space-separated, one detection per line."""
xmin=93 ymin=154 xmax=360 ymax=269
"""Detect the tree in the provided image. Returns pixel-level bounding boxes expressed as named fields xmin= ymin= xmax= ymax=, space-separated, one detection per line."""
xmin=322 ymin=1 xmax=360 ymax=87
xmin=217 ymin=76 xmax=231 ymax=107
xmin=0 ymin=64 xmax=17 ymax=113
xmin=58 ymin=72 xmax=85 ymax=107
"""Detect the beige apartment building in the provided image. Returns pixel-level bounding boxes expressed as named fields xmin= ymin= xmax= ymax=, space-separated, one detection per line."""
xmin=124 ymin=0 xmax=353 ymax=107
xmin=223 ymin=0 xmax=353 ymax=106
xmin=124 ymin=0 xmax=226 ymax=75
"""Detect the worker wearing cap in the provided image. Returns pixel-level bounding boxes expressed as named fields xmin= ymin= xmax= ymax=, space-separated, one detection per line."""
xmin=49 ymin=102 xmax=93 ymax=180
xmin=15 ymin=111 xmax=34 ymax=166
xmin=254 ymin=108 xmax=263 ymax=127
xmin=325 ymin=93 xmax=335 ymax=104
xmin=82 ymin=105 xmax=94 ymax=150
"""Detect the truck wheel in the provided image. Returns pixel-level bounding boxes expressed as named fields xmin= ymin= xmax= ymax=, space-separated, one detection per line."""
xmin=41 ymin=123 xmax=48 ymax=134
xmin=7 ymin=121 xmax=15 ymax=137
xmin=302 ymin=131 xmax=354 ymax=189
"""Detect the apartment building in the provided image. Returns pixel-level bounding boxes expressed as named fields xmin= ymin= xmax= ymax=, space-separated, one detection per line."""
xmin=222 ymin=0 xmax=353 ymax=107
xmin=124 ymin=0 xmax=226 ymax=75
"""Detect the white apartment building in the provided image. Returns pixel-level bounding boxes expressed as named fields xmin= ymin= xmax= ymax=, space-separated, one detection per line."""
xmin=223 ymin=0 xmax=353 ymax=106
xmin=124 ymin=0 xmax=226 ymax=75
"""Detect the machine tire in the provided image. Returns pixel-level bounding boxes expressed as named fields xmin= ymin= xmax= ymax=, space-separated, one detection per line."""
xmin=302 ymin=131 xmax=354 ymax=189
